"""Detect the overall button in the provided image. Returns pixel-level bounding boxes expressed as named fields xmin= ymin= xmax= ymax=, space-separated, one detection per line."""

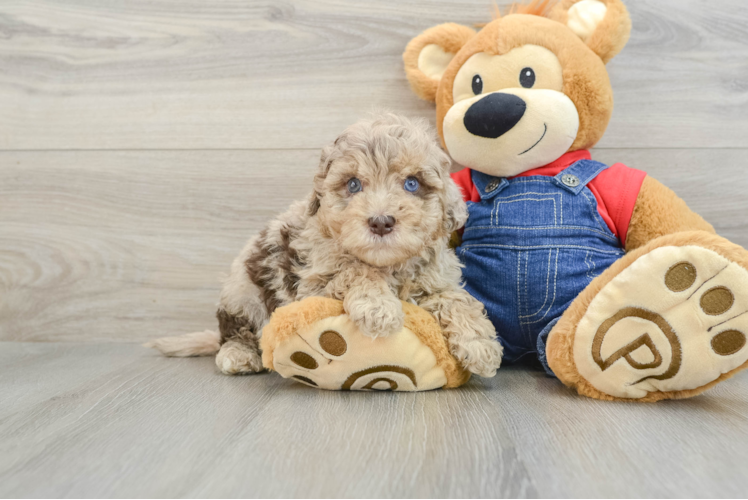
xmin=561 ymin=174 xmax=580 ymax=187
xmin=485 ymin=180 xmax=500 ymax=193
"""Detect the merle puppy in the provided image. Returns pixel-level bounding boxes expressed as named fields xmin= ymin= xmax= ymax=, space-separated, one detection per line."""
xmin=148 ymin=113 xmax=503 ymax=378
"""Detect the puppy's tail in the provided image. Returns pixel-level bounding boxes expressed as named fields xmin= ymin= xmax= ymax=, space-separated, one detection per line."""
xmin=144 ymin=330 xmax=221 ymax=357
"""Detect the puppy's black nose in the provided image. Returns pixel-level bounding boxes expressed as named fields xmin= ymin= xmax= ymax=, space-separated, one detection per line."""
xmin=368 ymin=216 xmax=396 ymax=236
xmin=463 ymin=93 xmax=526 ymax=139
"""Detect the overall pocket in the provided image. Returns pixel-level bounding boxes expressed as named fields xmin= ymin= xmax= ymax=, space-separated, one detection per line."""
xmin=493 ymin=190 xmax=564 ymax=228
xmin=517 ymin=249 xmax=560 ymax=340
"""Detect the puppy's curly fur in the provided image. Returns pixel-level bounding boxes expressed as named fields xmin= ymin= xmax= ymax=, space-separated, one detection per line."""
xmin=148 ymin=113 xmax=502 ymax=378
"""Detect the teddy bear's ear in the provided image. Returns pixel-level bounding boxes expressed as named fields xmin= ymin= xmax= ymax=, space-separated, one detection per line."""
xmin=403 ymin=23 xmax=477 ymax=102
xmin=549 ymin=0 xmax=631 ymax=64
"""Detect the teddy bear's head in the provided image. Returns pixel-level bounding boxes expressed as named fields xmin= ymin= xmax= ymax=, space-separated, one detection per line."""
xmin=404 ymin=0 xmax=631 ymax=177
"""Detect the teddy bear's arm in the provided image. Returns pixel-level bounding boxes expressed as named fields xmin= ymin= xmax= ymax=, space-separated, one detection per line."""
xmin=625 ymin=175 xmax=715 ymax=252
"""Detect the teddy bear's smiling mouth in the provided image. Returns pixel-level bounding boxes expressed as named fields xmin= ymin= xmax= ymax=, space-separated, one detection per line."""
xmin=519 ymin=123 xmax=548 ymax=156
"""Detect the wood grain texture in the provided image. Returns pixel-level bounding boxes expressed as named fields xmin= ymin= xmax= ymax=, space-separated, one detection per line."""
xmin=2 ymin=0 xmax=748 ymax=497
xmin=2 ymin=148 xmax=747 ymax=343
xmin=0 ymin=149 xmax=318 ymax=342
xmin=0 ymin=0 xmax=746 ymax=150
xmin=0 ymin=342 xmax=747 ymax=498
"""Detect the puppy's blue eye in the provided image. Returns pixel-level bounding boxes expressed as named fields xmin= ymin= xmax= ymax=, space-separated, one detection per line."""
xmin=404 ymin=177 xmax=420 ymax=193
xmin=347 ymin=177 xmax=362 ymax=194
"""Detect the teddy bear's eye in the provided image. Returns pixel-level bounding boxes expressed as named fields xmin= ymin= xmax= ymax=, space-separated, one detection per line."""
xmin=471 ymin=75 xmax=483 ymax=95
xmin=520 ymin=67 xmax=536 ymax=88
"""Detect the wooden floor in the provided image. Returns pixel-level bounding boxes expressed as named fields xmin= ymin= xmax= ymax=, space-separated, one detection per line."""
xmin=1 ymin=0 xmax=748 ymax=497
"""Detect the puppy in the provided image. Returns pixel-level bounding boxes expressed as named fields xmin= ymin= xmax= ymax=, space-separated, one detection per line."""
xmin=148 ymin=113 xmax=503 ymax=378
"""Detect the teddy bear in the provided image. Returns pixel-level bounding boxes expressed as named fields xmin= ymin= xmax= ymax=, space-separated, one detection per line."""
xmin=260 ymin=0 xmax=748 ymax=400
xmin=397 ymin=0 xmax=748 ymax=401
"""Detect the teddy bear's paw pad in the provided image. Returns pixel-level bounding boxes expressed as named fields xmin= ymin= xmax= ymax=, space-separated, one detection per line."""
xmin=270 ymin=314 xmax=448 ymax=391
xmin=573 ymin=245 xmax=748 ymax=399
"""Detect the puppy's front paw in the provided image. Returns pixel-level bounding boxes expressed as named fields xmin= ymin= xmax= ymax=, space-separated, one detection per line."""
xmin=215 ymin=340 xmax=264 ymax=375
xmin=346 ymin=294 xmax=404 ymax=338
xmin=452 ymin=337 xmax=503 ymax=378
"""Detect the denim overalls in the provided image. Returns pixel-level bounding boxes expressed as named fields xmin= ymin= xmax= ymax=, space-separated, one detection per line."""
xmin=457 ymin=160 xmax=625 ymax=374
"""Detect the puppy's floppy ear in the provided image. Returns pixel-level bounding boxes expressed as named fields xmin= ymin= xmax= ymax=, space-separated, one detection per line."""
xmin=438 ymin=156 xmax=468 ymax=233
xmin=443 ymin=178 xmax=468 ymax=233
xmin=403 ymin=23 xmax=477 ymax=102
xmin=549 ymin=0 xmax=631 ymax=64
xmin=308 ymin=139 xmax=341 ymax=216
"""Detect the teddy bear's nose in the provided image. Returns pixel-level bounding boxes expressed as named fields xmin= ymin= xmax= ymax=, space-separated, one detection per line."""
xmin=463 ymin=93 xmax=527 ymax=139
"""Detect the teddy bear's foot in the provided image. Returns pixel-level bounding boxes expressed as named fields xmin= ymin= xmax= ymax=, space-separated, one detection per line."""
xmin=260 ymin=297 xmax=470 ymax=391
xmin=548 ymin=232 xmax=748 ymax=401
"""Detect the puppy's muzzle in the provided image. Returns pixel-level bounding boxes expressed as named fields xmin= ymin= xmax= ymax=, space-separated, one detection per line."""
xmin=368 ymin=216 xmax=396 ymax=236
xmin=463 ymin=93 xmax=526 ymax=139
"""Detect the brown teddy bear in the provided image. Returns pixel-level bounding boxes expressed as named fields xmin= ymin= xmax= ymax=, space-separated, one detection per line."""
xmin=401 ymin=0 xmax=748 ymax=401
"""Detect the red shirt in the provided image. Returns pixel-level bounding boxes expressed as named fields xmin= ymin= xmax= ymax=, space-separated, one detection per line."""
xmin=450 ymin=150 xmax=647 ymax=245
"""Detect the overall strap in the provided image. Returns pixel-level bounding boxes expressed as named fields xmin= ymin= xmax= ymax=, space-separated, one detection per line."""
xmin=471 ymin=170 xmax=510 ymax=201
xmin=552 ymin=159 xmax=610 ymax=195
